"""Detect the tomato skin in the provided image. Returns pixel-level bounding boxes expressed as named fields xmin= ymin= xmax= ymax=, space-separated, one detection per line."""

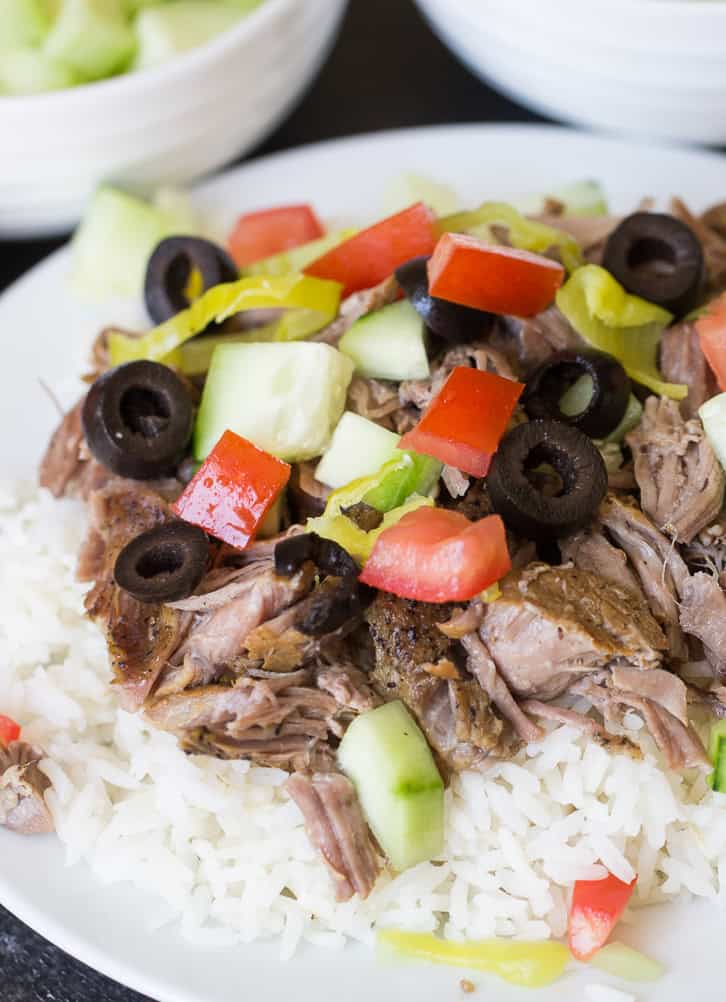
xmin=173 ymin=430 xmax=290 ymax=550
xmin=697 ymin=292 xmax=726 ymax=391
xmin=399 ymin=366 xmax=524 ymax=477
xmin=304 ymin=202 xmax=436 ymax=298
xmin=360 ymin=508 xmax=511 ymax=603
xmin=428 ymin=232 xmax=565 ymax=317
xmin=0 ymin=715 xmax=21 ymax=746
xmin=228 ymin=204 xmax=324 ymax=268
xmin=568 ymin=872 xmax=637 ymax=962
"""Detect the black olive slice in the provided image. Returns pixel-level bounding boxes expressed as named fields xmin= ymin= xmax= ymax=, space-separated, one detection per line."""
xmin=114 ymin=521 xmax=209 ymax=603
xmin=82 ymin=361 xmax=193 ymax=479
xmin=144 ymin=236 xmax=238 ymax=325
xmin=395 ymin=255 xmax=494 ymax=344
xmin=274 ymin=533 xmax=316 ymax=576
xmin=315 ymin=537 xmax=359 ymax=578
xmin=274 ymin=532 xmax=358 ymax=579
xmin=602 ymin=212 xmax=704 ymax=316
xmin=297 ymin=577 xmax=364 ymax=636
xmin=522 ymin=349 xmax=630 ymax=438
xmin=488 ymin=419 xmax=608 ymax=539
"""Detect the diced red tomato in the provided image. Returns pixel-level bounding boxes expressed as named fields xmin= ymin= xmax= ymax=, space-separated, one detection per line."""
xmin=0 ymin=715 xmax=20 ymax=746
xmin=428 ymin=232 xmax=565 ymax=317
xmin=304 ymin=202 xmax=436 ymax=298
xmin=360 ymin=508 xmax=511 ymax=603
xmin=228 ymin=204 xmax=324 ymax=269
xmin=568 ymin=872 xmax=637 ymax=962
xmin=697 ymin=292 xmax=726 ymax=391
xmin=172 ymin=430 xmax=290 ymax=550
xmin=399 ymin=366 xmax=524 ymax=477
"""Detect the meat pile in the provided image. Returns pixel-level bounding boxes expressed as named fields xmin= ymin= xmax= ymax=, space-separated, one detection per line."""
xmin=33 ymin=197 xmax=726 ymax=896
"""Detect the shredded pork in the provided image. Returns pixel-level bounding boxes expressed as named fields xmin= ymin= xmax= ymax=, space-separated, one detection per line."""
xmin=479 ymin=562 xmax=667 ymax=701
xmin=285 ymin=772 xmax=381 ymax=901
xmin=627 ymin=396 xmax=724 ymax=543
xmin=0 ymin=742 xmax=54 ymax=835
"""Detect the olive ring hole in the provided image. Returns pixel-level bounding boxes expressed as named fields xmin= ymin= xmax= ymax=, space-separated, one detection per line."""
xmin=626 ymin=235 xmax=677 ymax=277
xmin=166 ymin=253 xmax=195 ymax=308
xmin=135 ymin=542 xmax=186 ymax=580
xmin=524 ymin=444 xmax=575 ymax=499
xmin=119 ymin=386 xmax=171 ymax=439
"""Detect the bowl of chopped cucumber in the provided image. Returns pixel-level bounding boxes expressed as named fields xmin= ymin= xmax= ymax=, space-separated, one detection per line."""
xmin=0 ymin=0 xmax=347 ymax=238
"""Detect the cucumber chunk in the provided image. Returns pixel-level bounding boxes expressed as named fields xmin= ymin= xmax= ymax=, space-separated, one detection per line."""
xmin=123 ymin=0 xmax=172 ymax=12
xmin=1 ymin=46 xmax=77 ymax=93
xmin=589 ymin=942 xmax=665 ymax=982
xmin=338 ymin=700 xmax=444 ymax=872
xmin=193 ymin=342 xmax=354 ymax=463
xmin=315 ymin=412 xmax=400 ymax=489
xmin=71 ymin=186 xmax=183 ymax=301
xmin=45 ymin=0 xmax=136 ymax=80
xmin=220 ymin=0 xmax=264 ymax=10
xmin=0 ymin=0 xmax=52 ymax=53
xmin=382 ymin=172 xmax=460 ymax=218
xmin=514 ymin=179 xmax=608 ymax=218
xmin=339 ymin=299 xmax=430 ymax=381
xmin=133 ymin=1 xmax=247 ymax=70
xmin=700 ymin=393 xmax=726 ymax=473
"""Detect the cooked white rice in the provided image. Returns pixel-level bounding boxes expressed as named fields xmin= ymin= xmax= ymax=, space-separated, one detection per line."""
xmin=2 ymin=480 xmax=726 ymax=956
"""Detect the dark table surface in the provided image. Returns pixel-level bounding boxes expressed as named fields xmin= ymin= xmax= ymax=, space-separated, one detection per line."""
xmin=0 ymin=1 xmax=548 ymax=998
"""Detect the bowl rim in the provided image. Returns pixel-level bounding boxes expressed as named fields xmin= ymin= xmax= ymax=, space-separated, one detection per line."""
xmin=0 ymin=0 xmax=298 ymax=109
xmin=435 ymin=0 xmax=726 ymax=14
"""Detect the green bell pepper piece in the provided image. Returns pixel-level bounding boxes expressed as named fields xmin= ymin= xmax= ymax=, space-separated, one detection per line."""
xmin=362 ymin=450 xmax=442 ymax=511
xmin=306 ymin=450 xmax=441 ymax=564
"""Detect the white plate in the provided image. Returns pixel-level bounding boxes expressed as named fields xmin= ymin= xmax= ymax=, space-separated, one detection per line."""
xmin=2 ymin=124 xmax=726 ymax=1002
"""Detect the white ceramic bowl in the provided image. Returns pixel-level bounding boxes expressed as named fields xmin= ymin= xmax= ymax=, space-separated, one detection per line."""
xmin=0 ymin=0 xmax=347 ymax=238
xmin=415 ymin=0 xmax=726 ymax=145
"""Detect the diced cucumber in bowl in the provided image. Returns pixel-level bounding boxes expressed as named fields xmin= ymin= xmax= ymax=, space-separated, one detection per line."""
xmin=339 ymin=299 xmax=430 ymax=381
xmin=315 ymin=412 xmax=401 ymax=489
xmin=123 ymin=0 xmax=172 ymax=12
xmin=193 ymin=342 xmax=354 ymax=463
xmin=338 ymin=701 xmax=445 ymax=872
xmin=133 ymin=1 xmax=259 ymax=70
xmin=0 ymin=0 xmax=53 ymax=52
xmin=0 ymin=46 xmax=77 ymax=93
xmin=45 ymin=0 xmax=137 ymax=80
xmin=0 ymin=0 xmax=267 ymax=95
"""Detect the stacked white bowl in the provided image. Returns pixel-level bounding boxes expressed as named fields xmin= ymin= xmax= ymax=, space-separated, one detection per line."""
xmin=0 ymin=0 xmax=347 ymax=238
xmin=415 ymin=0 xmax=726 ymax=146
